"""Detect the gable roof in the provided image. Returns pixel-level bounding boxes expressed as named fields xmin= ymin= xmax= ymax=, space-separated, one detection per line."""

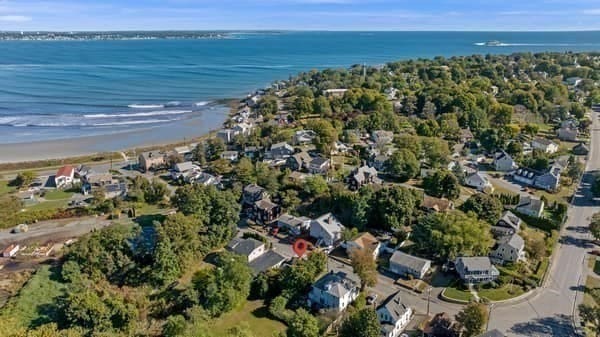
xmin=56 ymin=165 xmax=74 ymax=178
xmin=255 ymin=198 xmax=279 ymax=211
xmin=226 ymin=238 xmax=264 ymax=256
xmin=390 ymin=251 xmax=431 ymax=271
xmin=497 ymin=211 xmax=521 ymax=231
xmin=456 ymin=256 xmax=495 ymax=272
xmin=532 ymin=137 xmax=557 ymax=147
xmin=310 ymin=156 xmax=330 ymax=167
xmin=312 ymin=213 xmax=344 ymax=237
xmin=378 ymin=291 xmax=410 ymax=326
xmin=497 ymin=233 xmax=525 ymax=251
xmin=516 ymin=195 xmax=544 ymax=214
xmin=352 ymin=165 xmax=378 ymax=183
xmin=248 ymin=250 xmax=287 ymax=274
xmin=350 ymin=232 xmax=379 ymax=251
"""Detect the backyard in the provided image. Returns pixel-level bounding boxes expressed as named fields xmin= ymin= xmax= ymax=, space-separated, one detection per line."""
xmin=210 ymin=300 xmax=286 ymax=337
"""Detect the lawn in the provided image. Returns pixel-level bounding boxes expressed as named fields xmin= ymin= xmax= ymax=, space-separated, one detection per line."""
xmin=43 ymin=190 xmax=74 ymax=201
xmin=25 ymin=199 xmax=69 ymax=211
xmin=210 ymin=300 xmax=286 ymax=337
xmin=479 ymin=284 xmax=526 ymax=301
xmin=0 ymin=180 xmax=15 ymax=197
xmin=584 ymin=276 xmax=600 ymax=307
xmin=442 ymin=285 xmax=473 ymax=302
xmin=535 ymin=183 xmax=576 ymax=204
xmin=0 ymin=265 xmax=66 ymax=330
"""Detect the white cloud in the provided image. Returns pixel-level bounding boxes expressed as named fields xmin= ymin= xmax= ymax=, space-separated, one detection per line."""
xmin=0 ymin=15 xmax=31 ymax=22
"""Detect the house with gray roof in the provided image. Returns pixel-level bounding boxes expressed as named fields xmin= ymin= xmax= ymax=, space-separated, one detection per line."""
xmin=266 ymin=142 xmax=294 ymax=160
xmin=455 ymin=256 xmax=499 ymax=284
xmin=248 ymin=250 xmax=288 ymax=274
xmin=349 ymin=165 xmax=379 ymax=190
xmin=389 ymin=251 xmax=432 ymax=279
xmin=492 ymin=211 xmax=522 ymax=236
xmin=309 ymin=213 xmax=345 ymax=247
xmin=308 ymin=157 xmax=331 ymax=174
xmin=531 ymin=137 xmax=558 ymax=154
xmin=287 ymin=151 xmax=311 ymax=171
xmin=377 ymin=292 xmax=413 ymax=337
xmin=226 ymin=237 xmax=265 ymax=262
xmin=513 ymin=166 xmax=561 ymax=192
xmin=308 ymin=271 xmax=359 ymax=312
xmin=372 ymin=130 xmax=395 ymax=145
xmin=515 ymin=195 xmax=545 ymax=218
xmin=493 ymin=150 xmax=517 ymax=172
xmin=242 ymin=184 xmax=269 ymax=207
xmin=464 ymin=172 xmax=494 ymax=193
xmin=277 ymin=213 xmax=311 ymax=236
xmin=557 ymin=126 xmax=578 ymax=141
xmin=293 ymin=130 xmax=317 ymax=145
xmin=490 ymin=233 xmax=525 ymax=264
xmin=573 ymin=143 xmax=590 ymax=156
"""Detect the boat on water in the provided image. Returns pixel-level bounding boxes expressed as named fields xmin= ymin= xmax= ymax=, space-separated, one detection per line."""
xmin=485 ymin=40 xmax=502 ymax=46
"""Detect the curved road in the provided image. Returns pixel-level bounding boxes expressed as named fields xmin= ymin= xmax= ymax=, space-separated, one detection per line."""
xmin=488 ymin=109 xmax=600 ymax=336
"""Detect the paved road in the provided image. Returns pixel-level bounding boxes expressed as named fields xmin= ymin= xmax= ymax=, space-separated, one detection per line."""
xmin=488 ymin=110 xmax=600 ymax=337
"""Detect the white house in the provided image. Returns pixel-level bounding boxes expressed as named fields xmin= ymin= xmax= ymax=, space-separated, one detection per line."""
xmin=55 ymin=165 xmax=75 ymax=189
xmin=220 ymin=151 xmax=240 ymax=162
xmin=293 ymin=130 xmax=317 ymax=145
xmin=345 ymin=232 xmax=381 ymax=260
xmin=464 ymin=172 xmax=494 ymax=193
xmin=267 ymin=142 xmax=295 ymax=160
xmin=309 ymin=213 xmax=345 ymax=247
xmin=490 ymin=233 xmax=526 ymax=264
xmin=455 ymin=256 xmax=500 ymax=284
xmin=216 ymin=129 xmax=236 ymax=144
xmin=308 ymin=271 xmax=359 ymax=312
xmin=233 ymin=122 xmax=254 ymax=136
xmin=226 ymin=238 xmax=265 ymax=262
xmin=277 ymin=213 xmax=311 ymax=236
xmin=322 ymin=89 xmax=348 ymax=98
xmin=389 ymin=251 xmax=432 ymax=279
xmin=171 ymin=161 xmax=201 ymax=180
xmin=515 ymin=195 xmax=545 ymax=218
xmin=377 ymin=292 xmax=413 ymax=337
xmin=1 ymin=244 xmax=19 ymax=257
xmin=494 ymin=150 xmax=517 ymax=172
xmin=531 ymin=138 xmax=559 ymax=154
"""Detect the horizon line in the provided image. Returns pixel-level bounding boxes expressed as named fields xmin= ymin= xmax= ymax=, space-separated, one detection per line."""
xmin=2 ymin=29 xmax=600 ymax=33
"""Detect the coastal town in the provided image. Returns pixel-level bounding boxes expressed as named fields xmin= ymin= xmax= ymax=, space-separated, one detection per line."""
xmin=1 ymin=52 xmax=600 ymax=337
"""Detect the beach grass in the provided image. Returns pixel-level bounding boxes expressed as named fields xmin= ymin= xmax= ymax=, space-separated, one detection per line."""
xmin=210 ymin=300 xmax=286 ymax=337
xmin=0 ymin=265 xmax=66 ymax=330
xmin=0 ymin=180 xmax=15 ymax=197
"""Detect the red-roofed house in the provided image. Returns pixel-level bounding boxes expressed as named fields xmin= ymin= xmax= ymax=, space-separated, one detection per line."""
xmin=55 ymin=165 xmax=75 ymax=189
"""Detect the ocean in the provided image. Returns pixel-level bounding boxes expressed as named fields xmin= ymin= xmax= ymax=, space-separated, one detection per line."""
xmin=1 ymin=31 xmax=599 ymax=145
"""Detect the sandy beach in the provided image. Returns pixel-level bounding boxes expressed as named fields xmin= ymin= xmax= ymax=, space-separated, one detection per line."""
xmin=0 ymin=106 xmax=229 ymax=164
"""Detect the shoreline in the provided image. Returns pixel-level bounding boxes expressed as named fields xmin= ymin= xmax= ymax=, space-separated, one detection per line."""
xmin=0 ymin=104 xmax=232 ymax=165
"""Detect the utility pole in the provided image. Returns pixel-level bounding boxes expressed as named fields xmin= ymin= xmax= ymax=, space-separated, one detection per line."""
xmin=426 ymin=286 xmax=432 ymax=317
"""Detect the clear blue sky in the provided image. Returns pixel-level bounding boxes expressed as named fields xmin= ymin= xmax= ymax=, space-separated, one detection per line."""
xmin=0 ymin=0 xmax=599 ymax=31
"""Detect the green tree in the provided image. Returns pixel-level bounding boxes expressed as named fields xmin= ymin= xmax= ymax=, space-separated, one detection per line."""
xmin=193 ymin=252 xmax=252 ymax=317
xmin=421 ymin=138 xmax=450 ymax=168
xmin=163 ymin=315 xmax=187 ymax=337
xmin=423 ymin=170 xmax=461 ymax=200
xmin=412 ymin=210 xmax=493 ymax=259
xmin=461 ymin=194 xmax=504 ymax=224
xmin=370 ymin=186 xmax=418 ymax=230
xmin=286 ymin=309 xmax=319 ymax=337
xmin=12 ymin=171 xmax=37 ymax=188
xmin=235 ymin=157 xmax=256 ymax=185
xmin=144 ymin=178 xmax=168 ymax=204
xmin=294 ymin=96 xmax=314 ymax=116
xmin=313 ymin=96 xmax=332 ymax=117
xmin=455 ymin=303 xmax=488 ymax=337
xmin=385 ymin=149 xmax=419 ymax=181
xmin=339 ymin=308 xmax=381 ymax=337
xmin=579 ymin=304 xmax=600 ymax=336
xmin=304 ymin=175 xmax=329 ymax=198
xmin=350 ymin=247 xmax=378 ymax=291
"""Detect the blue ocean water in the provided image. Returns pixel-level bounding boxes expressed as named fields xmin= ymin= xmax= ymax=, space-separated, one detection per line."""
xmin=0 ymin=31 xmax=599 ymax=144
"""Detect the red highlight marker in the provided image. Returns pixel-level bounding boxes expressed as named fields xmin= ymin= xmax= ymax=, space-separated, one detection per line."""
xmin=292 ymin=239 xmax=308 ymax=257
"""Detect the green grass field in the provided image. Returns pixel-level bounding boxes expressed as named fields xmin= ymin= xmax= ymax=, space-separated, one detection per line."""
xmin=0 ymin=180 xmax=16 ymax=197
xmin=479 ymin=284 xmax=525 ymax=301
xmin=211 ymin=300 xmax=286 ymax=337
xmin=25 ymin=199 xmax=68 ymax=211
xmin=43 ymin=190 xmax=74 ymax=201
xmin=442 ymin=286 xmax=473 ymax=302
xmin=0 ymin=265 xmax=66 ymax=330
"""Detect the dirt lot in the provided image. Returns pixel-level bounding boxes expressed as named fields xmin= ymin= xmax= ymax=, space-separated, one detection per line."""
xmin=0 ymin=216 xmax=113 ymax=247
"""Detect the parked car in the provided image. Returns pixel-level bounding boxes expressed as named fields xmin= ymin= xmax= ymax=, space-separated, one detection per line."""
xmin=366 ymin=293 xmax=378 ymax=305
